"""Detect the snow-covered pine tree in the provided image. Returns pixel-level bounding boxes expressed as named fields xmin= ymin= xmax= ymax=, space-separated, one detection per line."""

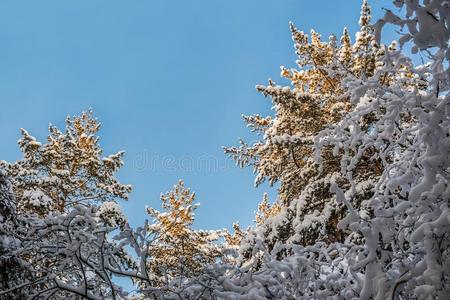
xmin=0 ymin=111 xmax=135 ymax=299
xmin=224 ymin=0 xmax=384 ymax=255
xmin=145 ymin=180 xmax=225 ymax=287
xmin=1 ymin=110 xmax=131 ymax=216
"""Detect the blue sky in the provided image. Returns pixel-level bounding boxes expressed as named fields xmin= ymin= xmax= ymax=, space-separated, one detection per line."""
xmin=0 ymin=0 xmax=393 ymax=231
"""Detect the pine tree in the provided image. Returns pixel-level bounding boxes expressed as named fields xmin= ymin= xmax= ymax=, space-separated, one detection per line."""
xmin=224 ymin=1 xmax=384 ymax=254
xmin=0 ymin=111 xmax=134 ymax=298
xmin=2 ymin=110 xmax=131 ymax=216
xmin=145 ymin=181 xmax=224 ymax=286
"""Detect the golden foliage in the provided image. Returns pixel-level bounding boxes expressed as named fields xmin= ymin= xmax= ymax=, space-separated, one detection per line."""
xmin=226 ymin=1 xmax=384 ymax=205
xmin=5 ymin=110 xmax=131 ymax=216
xmin=224 ymin=222 xmax=245 ymax=247
xmin=255 ymin=193 xmax=281 ymax=225
xmin=146 ymin=181 xmax=223 ymax=286
xmin=224 ymin=1 xmax=388 ymax=250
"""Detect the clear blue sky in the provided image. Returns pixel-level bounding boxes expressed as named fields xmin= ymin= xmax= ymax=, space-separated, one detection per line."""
xmin=0 ymin=0 xmax=393 ymax=231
